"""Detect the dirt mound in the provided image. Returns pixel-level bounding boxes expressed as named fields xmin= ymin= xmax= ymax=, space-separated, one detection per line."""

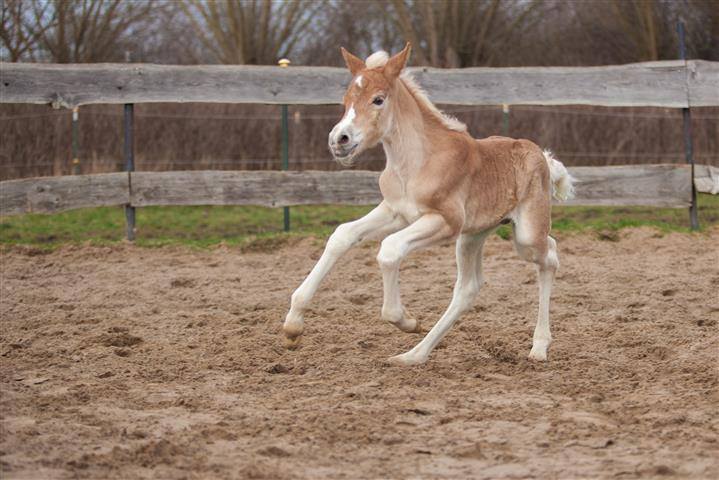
xmin=1 ymin=228 xmax=718 ymax=479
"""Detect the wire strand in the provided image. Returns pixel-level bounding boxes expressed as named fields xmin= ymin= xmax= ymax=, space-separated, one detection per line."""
xmin=2 ymin=106 xmax=718 ymax=121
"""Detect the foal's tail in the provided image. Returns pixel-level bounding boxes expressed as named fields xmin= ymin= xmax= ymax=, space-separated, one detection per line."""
xmin=543 ymin=150 xmax=575 ymax=202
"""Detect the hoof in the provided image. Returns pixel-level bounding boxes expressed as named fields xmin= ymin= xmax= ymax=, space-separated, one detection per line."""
xmin=284 ymin=335 xmax=302 ymax=350
xmin=396 ymin=316 xmax=422 ymax=334
xmin=528 ymin=341 xmax=549 ymax=361
xmin=385 ymin=308 xmax=422 ymax=333
xmin=387 ymin=351 xmax=427 ymax=366
xmin=282 ymin=317 xmax=304 ymax=350
xmin=282 ymin=316 xmax=303 ymax=336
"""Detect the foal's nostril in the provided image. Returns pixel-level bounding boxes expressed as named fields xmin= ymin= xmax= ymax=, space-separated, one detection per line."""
xmin=338 ymin=134 xmax=350 ymax=145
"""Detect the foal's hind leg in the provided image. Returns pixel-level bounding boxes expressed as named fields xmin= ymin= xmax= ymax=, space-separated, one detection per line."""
xmin=512 ymin=207 xmax=559 ymax=361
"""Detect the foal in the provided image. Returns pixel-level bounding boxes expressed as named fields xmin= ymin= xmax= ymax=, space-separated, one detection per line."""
xmin=283 ymin=44 xmax=574 ymax=365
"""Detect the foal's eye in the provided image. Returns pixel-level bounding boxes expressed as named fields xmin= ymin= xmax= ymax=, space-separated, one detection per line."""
xmin=372 ymin=97 xmax=384 ymax=106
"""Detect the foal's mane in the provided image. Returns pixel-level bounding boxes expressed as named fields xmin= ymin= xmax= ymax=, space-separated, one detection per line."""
xmin=366 ymin=51 xmax=467 ymax=133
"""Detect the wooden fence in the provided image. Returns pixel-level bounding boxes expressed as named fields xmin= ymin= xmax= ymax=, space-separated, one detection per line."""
xmin=2 ymin=165 xmax=717 ymax=217
xmin=1 ymin=60 xmax=718 ymax=222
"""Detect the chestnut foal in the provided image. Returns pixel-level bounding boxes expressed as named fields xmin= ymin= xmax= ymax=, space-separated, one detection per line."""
xmin=283 ymin=44 xmax=574 ymax=365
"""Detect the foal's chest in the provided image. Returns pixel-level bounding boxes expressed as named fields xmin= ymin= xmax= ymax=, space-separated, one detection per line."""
xmin=379 ymin=170 xmax=423 ymax=223
xmin=386 ymin=197 xmax=422 ymax=223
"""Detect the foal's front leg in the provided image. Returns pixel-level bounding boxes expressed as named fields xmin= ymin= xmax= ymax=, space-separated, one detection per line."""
xmin=377 ymin=214 xmax=457 ymax=334
xmin=283 ymin=202 xmax=406 ymax=346
xmin=388 ymin=231 xmax=489 ymax=366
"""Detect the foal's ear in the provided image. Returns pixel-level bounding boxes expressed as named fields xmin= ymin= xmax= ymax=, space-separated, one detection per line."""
xmin=384 ymin=43 xmax=411 ymax=80
xmin=341 ymin=47 xmax=365 ymax=76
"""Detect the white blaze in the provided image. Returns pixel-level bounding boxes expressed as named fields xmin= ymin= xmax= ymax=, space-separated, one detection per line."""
xmin=336 ymin=104 xmax=355 ymax=132
xmin=355 ymin=75 xmax=363 ymax=87
xmin=330 ymin=103 xmax=357 ymax=145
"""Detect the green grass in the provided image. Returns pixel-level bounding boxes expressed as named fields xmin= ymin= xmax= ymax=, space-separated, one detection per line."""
xmin=0 ymin=205 xmax=374 ymax=250
xmin=552 ymin=193 xmax=719 ymax=233
xmin=1 ymin=194 xmax=717 ymax=250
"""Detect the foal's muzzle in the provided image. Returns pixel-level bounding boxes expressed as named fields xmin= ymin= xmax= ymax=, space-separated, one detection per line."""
xmin=328 ymin=127 xmax=361 ymax=165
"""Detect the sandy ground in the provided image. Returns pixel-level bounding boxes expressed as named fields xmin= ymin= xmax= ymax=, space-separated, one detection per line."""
xmin=1 ymin=228 xmax=718 ymax=479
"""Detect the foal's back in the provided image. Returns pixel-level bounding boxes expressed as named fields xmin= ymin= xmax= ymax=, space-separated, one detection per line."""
xmin=446 ymin=134 xmax=552 ymax=234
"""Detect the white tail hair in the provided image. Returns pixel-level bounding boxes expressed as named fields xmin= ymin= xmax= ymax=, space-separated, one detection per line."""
xmin=543 ymin=150 xmax=575 ymax=202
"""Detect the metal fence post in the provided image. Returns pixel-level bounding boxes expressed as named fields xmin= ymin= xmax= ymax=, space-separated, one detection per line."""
xmin=124 ymin=103 xmax=136 ymax=240
xmin=677 ymin=21 xmax=699 ymax=230
xmin=502 ymin=104 xmax=510 ymax=137
xmin=279 ymin=58 xmax=291 ymax=232
xmin=71 ymin=107 xmax=80 ymax=175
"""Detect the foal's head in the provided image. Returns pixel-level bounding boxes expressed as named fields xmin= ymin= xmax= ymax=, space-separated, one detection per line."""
xmin=328 ymin=44 xmax=411 ymax=166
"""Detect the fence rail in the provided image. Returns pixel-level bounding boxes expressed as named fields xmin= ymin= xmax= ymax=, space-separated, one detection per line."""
xmin=1 ymin=60 xmax=718 ymax=108
xmin=2 ymin=165 xmax=717 ymax=217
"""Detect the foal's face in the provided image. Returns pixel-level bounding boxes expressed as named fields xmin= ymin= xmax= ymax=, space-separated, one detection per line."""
xmin=328 ymin=45 xmax=411 ymax=166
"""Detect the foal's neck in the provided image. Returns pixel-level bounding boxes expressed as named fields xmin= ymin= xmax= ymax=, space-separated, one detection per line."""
xmin=381 ymin=79 xmax=432 ymax=180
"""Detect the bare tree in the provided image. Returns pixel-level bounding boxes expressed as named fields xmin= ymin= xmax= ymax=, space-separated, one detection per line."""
xmin=298 ymin=0 xmax=404 ymax=66
xmin=0 ymin=0 xmax=51 ymax=61
xmin=179 ymin=0 xmax=323 ymax=65
xmin=681 ymin=0 xmax=719 ymax=61
xmin=30 ymin=0 xmax=155 ymax=63
xmin=573 ymin=0 xmax=702 ymax=64
xmin=606 ymin=0 xmax=667 ymax=61
xmin=388 ymin=0 xmax=544 ymax=67
xmin=122 ymin=1 xmax=206 ymax=64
